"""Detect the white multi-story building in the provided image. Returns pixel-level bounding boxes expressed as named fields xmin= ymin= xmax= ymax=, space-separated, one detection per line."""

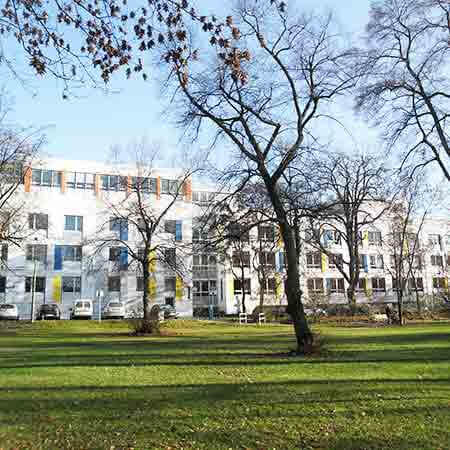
xmin=0 ymin=158 xmax=448 ymax=319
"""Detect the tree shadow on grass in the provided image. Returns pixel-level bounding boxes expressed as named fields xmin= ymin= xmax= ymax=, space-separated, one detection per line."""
xmin=0 ymin=379 xmax=448 ymax=449
xmin=1 ymin=345 xmax=449 ymax=370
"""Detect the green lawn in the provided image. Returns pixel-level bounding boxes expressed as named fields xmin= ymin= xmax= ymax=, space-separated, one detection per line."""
xmin=0 ymin=320 xmax=449 ymax=450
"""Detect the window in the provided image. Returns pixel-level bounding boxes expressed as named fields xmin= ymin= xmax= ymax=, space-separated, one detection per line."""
xmin=408 ymin=278 xmax=424 ymax=291
xmin=66 ymin=172 xmax=95 ymax=189
xmin=326 ymin=278 xmax=345 ymax=293
xmin=192 ymin=228 xmax=209 ymax=242
xmin=136 ymin=277 xmax=144 ymax=291
xmin=193 ymin=280 xmax=217 ymax=297
xmin=262 ymin=278 xmax=276 ymax=294
xmin=193 ymin=254 xmax=217 ymax=267
xmin=258 ymin=225 xmax=275 ymax=242
xmin=328 ymin=253 xmax=343 ymax=269
xmin=392 ymin=277 xmax=401 ymax=291
xmin=32 ymin=169 xmax=61 ymax=187
xmin=232 ymin=251 xmax=250 ymax=268
xmin=110 ymin=217 xmax=126 ymax=232
xmin=62 ymin=276 xmax=81 ymax=293
xmin=25 ymin=276 xmax=46 ymax=293
xmin=101 ymin=174 xmax=122 ymax=191
xmin=64 ymin=246 xmax=82 ymax=262
xmin=161 ymin=179 xmax=179 ymax=194
xmin=165 ymin=277 xmax=176 ymax=291
xmin=323 ymin=229 xmax=341 ymax=246
xmin=227 ymin=223 xmax=249 ymax=242
xmin=26 ymin=244 xmax=47 ymax=263
xmin=359 ymin=254 xmax=368 ymax=269
xmin=372 ymin=277 xmax=386 ymax=292
xmin=428 ymin=234 xmax=441 ymax=247
xmin=192 ymin=191 xmax=215 ymax=203
xmin=108 ymin=276 xmax=121 ymax=292
xmin=432 ymin=277 xmax=446 ymax=289
xmin=306 ymin=252 xmax=321 ymax=268
xmin=109 ymin=247 xmax=121 ymax=262
xmin=28 ymin=213 xmax=48 ymax=230
xmin=368 ymin=231 xmax=382 ymax=246
xmin=0 ymin=276 xmax=5 ymax=293
xmin=431 ymin=255 xmax=443 ymax=266
xmin=233 ymin=278 xmax=251 ymax=294
xmin=259 ymin=251 xmax=275 ymax=267
xmin=307 ymin=278 xmax=324 ymax=293
xmin=164 ymin=248 xmax=176 ymax=267
xmin=356 ymin=278 xmax=367 ymax=292
xmin=164 ymin=220 xmax=176 ymax=235
xmin=131 ymin=176 xmax=157 ymax=193
xmin=1 ymin=244 xmax=7 ymax=262
xmin=65 ymin=215 xmax=83 ymax=232
xmin=369 ymin=255 xmax=384 ymax=269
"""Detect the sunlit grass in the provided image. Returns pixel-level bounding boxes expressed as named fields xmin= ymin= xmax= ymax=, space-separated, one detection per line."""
xmin=0 ymin=320 xmax=449 ymax=449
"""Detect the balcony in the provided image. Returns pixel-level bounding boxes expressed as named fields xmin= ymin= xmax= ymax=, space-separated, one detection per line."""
xmin=193 ymin=266 xmax=217 ymax=279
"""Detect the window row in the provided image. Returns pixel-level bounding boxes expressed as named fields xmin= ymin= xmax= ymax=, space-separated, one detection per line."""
xmin=232 ymin=278 xmax=277 ymax=294
xmin=0 ymin=276 xmax=81 ymax=293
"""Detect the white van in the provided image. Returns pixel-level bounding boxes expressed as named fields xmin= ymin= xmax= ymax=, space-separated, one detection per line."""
xmin=70 ymin=299 xmax=93 ymax=320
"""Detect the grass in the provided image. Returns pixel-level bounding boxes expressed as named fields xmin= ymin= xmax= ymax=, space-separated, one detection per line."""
xmin=0 ymin=320 xmax=449 ymax=449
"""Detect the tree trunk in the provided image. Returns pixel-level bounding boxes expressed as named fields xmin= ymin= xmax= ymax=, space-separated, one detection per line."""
xmin=415 ymin=288 xmax=421 ymax=314
xmin=346 ymin=286 xmax=357 ymax=314
xmin=259 ymin=281 xmax=265 ymax=308
xmin=396 ymin=288 xmax=404 ymax=326
xmin=261 ymin=172 xmax=312 ymax=353
xmin=142 ymin=264 xmax=151 ymax=323
xmin=241 ymin=266 xmax=246 ymax=314
xmin=282 ymin=224 xmax=313 ymax=353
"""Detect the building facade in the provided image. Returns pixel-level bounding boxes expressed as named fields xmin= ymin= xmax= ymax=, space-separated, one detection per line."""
xmin=0 ymin=158 xmax=449 ymax=318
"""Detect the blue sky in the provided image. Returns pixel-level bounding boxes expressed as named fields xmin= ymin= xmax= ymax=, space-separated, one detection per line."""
xmin=3 ymin=0 xmax=376 ymax=164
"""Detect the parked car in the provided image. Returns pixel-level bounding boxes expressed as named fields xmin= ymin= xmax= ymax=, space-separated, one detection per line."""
xmin=150 ymin=304 xmax=179 ymax=320
xmin=0 ymin=304 xmax=19 ymax=321
xmin=37 ymin=303 xmax=61 ymax=320
xmin=103 ymin=301 xmax=125 ymax=320
xmin=70 ymin=299 xmax=93 ymax=320
xmin=160 ymin=304 xmax=179 ymax=320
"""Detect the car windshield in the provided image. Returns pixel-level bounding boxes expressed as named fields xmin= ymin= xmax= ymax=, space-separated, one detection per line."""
xmin=0 ymin=304 xmax=14 ymax=310
xmin=83 ymin=302 xmax=91 ymax=308
xmin=75 ymin=302 xmax=84 ymax=308
xmin=109 ymin=302 xmax=122 ymax=307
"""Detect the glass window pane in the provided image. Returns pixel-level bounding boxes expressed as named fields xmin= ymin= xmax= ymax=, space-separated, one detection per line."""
xmin=109 ymin=176 xmax=118 ymax=190
xmin=32 ymin=169 xmax=42 ymax=185
xmin=67 ymin=172 xmax=76 ymax=188
xmin=42 ymin=170 xmax=52 ymax=185
xmin=76 ymin=173 xmax=86 ymax=189
xmin=65 ymin=215 xmax=76 ymax=231
xmin=53 ymin=171 xmax=61 ymax=186
xmin=85 ymin=173 xmax=94 ymax=189
xmin=74 ymin=277 xmax=81 ymax=292
xmin=101 ymin=175 xmax=109 ymax=190
xmin=62 ymin=277 xmax=74 ymax=292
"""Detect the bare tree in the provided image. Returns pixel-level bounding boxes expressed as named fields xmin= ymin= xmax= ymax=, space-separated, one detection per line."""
xmin=356 ymin=0 xmax=450 ymax=179
xmin=85 ymin=140 xmax=196 ymax=331
xmin=304 ymin=153 xmax=396 ymax=312
xmin=0 ymin=96 xmax=44 ymax=247
xmin=164 ymin=2 xmax=361 ymax=352
xmin=384 ymin=177 xmax=438 ymax=322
